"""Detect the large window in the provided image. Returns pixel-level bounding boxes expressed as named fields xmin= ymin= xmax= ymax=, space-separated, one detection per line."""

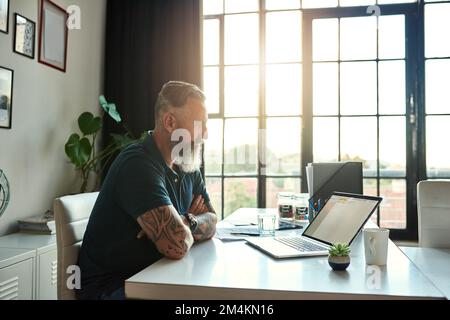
xmin=202 ymin=0 xmax=448 ymax=241
xmin=424 ymin=0 xmax=450 ymax=179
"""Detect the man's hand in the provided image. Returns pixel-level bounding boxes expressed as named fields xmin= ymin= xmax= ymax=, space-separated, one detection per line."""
xmin=189 ymin=195 xmax=209 ymax=216
xmin=190 ymin=212 xmax=217 ymax=242
xmin=189 ymin=200 xmax=217 ymax=242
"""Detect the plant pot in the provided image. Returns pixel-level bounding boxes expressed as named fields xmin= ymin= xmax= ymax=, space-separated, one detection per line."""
xmin=328 ymin=255 xmax=350 ymax=271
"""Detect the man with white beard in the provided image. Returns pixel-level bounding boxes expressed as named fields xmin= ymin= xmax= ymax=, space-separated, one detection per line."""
xmin=76 ymin=81 xmax=217 ymax=300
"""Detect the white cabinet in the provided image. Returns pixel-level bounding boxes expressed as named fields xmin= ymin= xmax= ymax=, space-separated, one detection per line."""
xmin=0 ymin=233 xmax=57 ymax=300
xmin=0 ymin=248 xmax=35 ymax=300
xmin=38 ymin=249 xmax=58 ymax=300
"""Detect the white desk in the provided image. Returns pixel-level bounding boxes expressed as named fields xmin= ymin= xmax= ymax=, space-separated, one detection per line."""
xmin=400 ymin=247 xmax=450 ymax=299
xmin=125 ymin=209 xmax=445 ymax=300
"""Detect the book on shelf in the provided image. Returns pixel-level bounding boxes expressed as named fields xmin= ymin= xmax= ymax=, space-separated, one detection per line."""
xmin=18 ymin=210 xmax=56 ymax=235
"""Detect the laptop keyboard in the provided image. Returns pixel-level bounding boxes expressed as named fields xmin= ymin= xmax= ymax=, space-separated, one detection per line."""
xmin=275 ymin=237 xmax=327 ymax=252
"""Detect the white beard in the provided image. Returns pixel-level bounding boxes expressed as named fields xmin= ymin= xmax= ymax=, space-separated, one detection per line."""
xmin=173 ymin=141 xmax=203 ymax=173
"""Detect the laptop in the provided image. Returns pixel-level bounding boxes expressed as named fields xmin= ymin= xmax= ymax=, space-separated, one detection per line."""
xmin=246 ymin=192 xmax=382 ymax=259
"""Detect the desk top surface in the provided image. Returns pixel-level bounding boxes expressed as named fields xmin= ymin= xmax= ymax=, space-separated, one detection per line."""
xmin=126 ymin=209 xmax=445 ymax=300
xmin=400 ymin=247 xmax=450 ymax=299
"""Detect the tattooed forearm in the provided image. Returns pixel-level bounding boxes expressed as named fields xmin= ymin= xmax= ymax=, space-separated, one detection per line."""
xmin=137 ymin=205 xmax=194 ymax=260
xmin=192 ymin=212 xmax=218 ymax=242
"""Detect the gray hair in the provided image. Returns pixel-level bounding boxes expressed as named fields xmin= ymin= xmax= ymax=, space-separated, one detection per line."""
xmin=154 ymin=81 xmax=205 ymax=129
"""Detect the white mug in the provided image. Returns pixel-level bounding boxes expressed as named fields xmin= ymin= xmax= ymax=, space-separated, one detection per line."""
xmin=363 ymin=228 xmax=390 ymax=265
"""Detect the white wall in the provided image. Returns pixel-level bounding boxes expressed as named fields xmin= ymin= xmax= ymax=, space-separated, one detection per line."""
xmin=0 ymin=0 xmax=106 ymax=236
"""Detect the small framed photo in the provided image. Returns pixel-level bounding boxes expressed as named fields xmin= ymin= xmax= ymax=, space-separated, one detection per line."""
xmin=38 ymin=0 xmax=69 ymax=72
xmin=14 ymin=14 xmax=36 ymax=59
xmin=0 ymin=66 xmax=14 ymax=129
xmin=0 ymin=0 xmax=9 ymax=34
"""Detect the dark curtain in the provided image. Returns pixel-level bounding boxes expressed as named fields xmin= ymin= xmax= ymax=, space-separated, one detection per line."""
xmin=102 ymin=0 xmax=202 ymax=151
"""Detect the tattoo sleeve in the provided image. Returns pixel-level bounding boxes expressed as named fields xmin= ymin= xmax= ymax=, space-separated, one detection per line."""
xmin=137 ymin=205 xmax=194 ymax=259
xmin=192 ymin=212 xmax=218 ymax=242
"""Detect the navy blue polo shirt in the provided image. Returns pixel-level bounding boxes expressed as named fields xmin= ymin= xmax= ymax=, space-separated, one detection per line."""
xmin=76 ymin=131 xmax=210 ymax=300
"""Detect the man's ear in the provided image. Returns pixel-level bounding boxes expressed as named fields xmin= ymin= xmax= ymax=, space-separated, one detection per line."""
xmin=162 ymin=112 xmax=177 ymax=134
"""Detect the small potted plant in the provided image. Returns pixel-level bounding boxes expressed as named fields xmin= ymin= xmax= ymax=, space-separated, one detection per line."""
xmin=328 ymin=243 xmax=351 ymax=271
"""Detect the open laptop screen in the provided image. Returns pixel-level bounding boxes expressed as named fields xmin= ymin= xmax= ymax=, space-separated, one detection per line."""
xmin=303 ymin=194 xmax=381 ymax=246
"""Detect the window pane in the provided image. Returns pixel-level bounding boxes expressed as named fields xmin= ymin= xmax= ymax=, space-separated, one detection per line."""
xmin=224 ymin=118 xmax=258 ymax=174
xmin=266 ymin=118 xmax=302 ymax=175
xmin=266 ymin=64 xmax=302 ymax=116
xmin=203 ymin=67 xmax=220 ymax=114
xmin=364 ymin=179 xmax=379 ymax=226
xmin=303 ymin=0 xmax=337 ymax=8
xmin=313 ymin=19 xmax=338 ymax=62
xmin=313 ymin=117 xmax=339 ymax=162
xmin=224 ymin=66 xmax=259 ymax=117
xmin=206 ymin=178 xmax=223 ymax=219
xmin=340 ymin=17 xmax=377 ymax=61
xmin=425 ymin=3 xmax=450 ymax=58
xmin=225 ymin=14 xmax=259 ymax=64
xmin=341 ymin=117 xmax=377 ymax=176
xmin=426 ymin=59 xmax=450 ymax=114
xmin=379 ymin=15 xmax=405 ymax=60
xmin=205 ymin=119 xmax=223 ymax=175
xmin=224 ymin=178 xmax=257 ymax=217
xmin=266 ymin=11 xmax=302 ymax=63
xmin=266 ymin=178 xmax=301 ymax=209
xmin=203 ymin=0 xmax=223 ymax=15
xmin=266 ymin=0 xmax=300 ymax=10
xmin=313 ymin=62 xmax=338 ymax=115
xmin=340 ymin=0 xmax=375 ymax=6
xmin=380 ymin=179 xmax=407 ymax=229
xmin=203 ymin=19 xmax=220 ymax=66
xmin=379 ymin=61 xmax=406 ymax=115
xmin=225 ymin=0 xmax=259 ymax=13
xmin=379 ymin=116 xmax=406 ymax=177
xmin=340 ymin=62 xmax=377 ymax=115
xmin=426 ymin=116 xmax=450 ymax=177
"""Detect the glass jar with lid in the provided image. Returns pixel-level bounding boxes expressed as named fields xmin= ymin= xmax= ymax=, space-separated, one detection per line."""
xmin=292 ymin=193 xmax=309 ymax=221
xmin=277 ymin=192 xmax=294 ymax=219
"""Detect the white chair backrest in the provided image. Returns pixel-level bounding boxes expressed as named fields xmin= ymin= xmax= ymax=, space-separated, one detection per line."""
xmin=53 ymin=192 xmax=98 ymax=300
xmin=417 ymin=180 xmax=450 ymax=248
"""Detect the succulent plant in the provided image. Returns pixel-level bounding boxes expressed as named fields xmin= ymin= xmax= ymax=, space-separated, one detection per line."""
xmin=328 ymin=243 xmax=351 ymax=257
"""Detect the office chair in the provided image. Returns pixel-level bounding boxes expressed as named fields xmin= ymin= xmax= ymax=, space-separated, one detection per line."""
xmin=53 ymin=192 xmax=98 ymax=300
xmin=417 ymin=180 xmax=450 ymax=248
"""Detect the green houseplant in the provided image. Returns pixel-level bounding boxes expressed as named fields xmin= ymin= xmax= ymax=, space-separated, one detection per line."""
xmin=328 ymin=243 xmax=351 ymax=271
xmin=65 ymin=96 xmax=144 ymax=193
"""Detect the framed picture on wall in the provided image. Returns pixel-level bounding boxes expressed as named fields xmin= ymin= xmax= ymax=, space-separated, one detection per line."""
xmin=0 ymin=66 xmax=14 ymax=129
xmin=0 ymin=0 xmax=9 ymax=34
xmin=38 ymin=0 xmax=69 ymax=72
xmin=14 ymin=14 xmax=36 ymax=59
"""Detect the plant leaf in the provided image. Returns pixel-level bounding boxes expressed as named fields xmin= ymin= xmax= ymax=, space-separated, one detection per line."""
xmin=78 ymin=112 xmax=102 ymax=136
xmin=99 ymin=95 xmax=107 ymax=106
xmin=65 ymin=134 xmax=92 ymax=167
xmin=99 ymin=95 xmax=122 ymax=123
xmin=111 ymin=133 xmax=135 ymax=148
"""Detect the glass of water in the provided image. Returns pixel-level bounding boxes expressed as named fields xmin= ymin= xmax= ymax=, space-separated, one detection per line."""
xmin=258 ymin=213 xmax=277 ymax=237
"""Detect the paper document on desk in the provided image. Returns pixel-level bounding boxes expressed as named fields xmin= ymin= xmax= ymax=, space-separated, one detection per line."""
xmin=215 ymin=227 xmax=254 ymax=242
